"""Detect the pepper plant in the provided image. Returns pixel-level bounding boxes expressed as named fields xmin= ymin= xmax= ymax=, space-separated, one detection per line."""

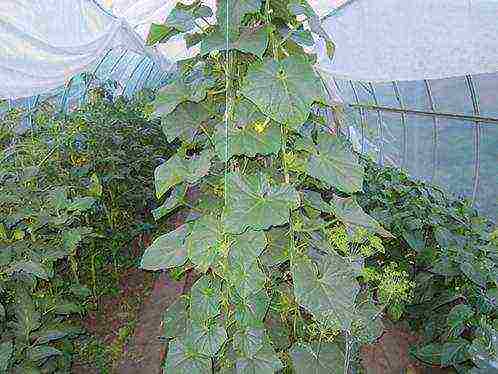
xmin=141 ymin=0 xmax=394 ymax=372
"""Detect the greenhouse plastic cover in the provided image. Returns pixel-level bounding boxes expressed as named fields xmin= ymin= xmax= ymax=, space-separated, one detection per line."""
xmin=0 ymin=0 xmax=497 ymax=219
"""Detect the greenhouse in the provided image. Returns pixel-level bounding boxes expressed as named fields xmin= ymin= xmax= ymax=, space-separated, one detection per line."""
xmin=0 ymin=0 xmax=497 ymax=372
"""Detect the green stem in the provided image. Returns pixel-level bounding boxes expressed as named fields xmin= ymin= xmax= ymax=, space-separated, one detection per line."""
xmin=280 ymin=123 xmax=290 ymax=184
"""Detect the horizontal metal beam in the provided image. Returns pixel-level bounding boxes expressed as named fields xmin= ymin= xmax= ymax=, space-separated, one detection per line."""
xmin=348 ymin=103 xmax=498 ymax=125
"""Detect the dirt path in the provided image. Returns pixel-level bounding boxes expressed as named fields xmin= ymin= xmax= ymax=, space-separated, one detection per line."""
xmin=115 ymin=271 xmax=185 ymax=373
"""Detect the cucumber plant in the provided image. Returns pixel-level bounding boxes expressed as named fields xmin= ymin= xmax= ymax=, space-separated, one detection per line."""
xmin=141 ymin=1 xmax=394 ymax=372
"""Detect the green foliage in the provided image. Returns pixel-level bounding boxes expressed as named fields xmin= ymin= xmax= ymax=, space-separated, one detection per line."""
xmin=143 ymin=1 xmax=392 ymax=372
xmin=0 ymin=88 xmax=173 ymax=372
xmin=358 ymin=159 xmax=498 ymax=371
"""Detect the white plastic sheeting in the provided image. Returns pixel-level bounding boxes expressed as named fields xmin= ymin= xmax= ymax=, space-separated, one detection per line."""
xmin=0 ymin=0 xmax=148 ymax=99
xmin=1 ymin=0 xmax=496 ymax=218
xmin=315 ymin=0 xmax=498 ymax=82
xmin=98 ymin=0 xmax=217 ymax=66
xmin=314 ymin=0 xmax=498 ymax=219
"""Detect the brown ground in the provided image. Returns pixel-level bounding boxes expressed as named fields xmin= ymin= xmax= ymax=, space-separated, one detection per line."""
xmin=360 ymin=324 xmax=455 ymax=374
xmin=72 ymin=199 xmax=199 ymax=374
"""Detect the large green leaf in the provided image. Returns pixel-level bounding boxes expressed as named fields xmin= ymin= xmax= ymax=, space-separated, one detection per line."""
xmin=9 ymin=260 xmax=49 ymax=280
xmin=153 ymin=64 xmax=215 ymax=116
xmin=448 ymin=304 xmax=474 ymax=336
xmin=228 ymin=253 xmax=266 ymax=298
xmin=235 ymin=339 xmax=283 ymax=374
xmin=163 ymin=296 xmax=188 ymax=339
xmin=233 ymin=327 xmax=264 ymax=356
xmin=214 ymin=119 xmax=281 ymax=162
xmin=154 ymin=150 xmax=213 ymax=199
xmin=201 ymin=26 xmax=270 ymax=57
xmin=240 ymin=55 xmax=326 ymax=128
xmin=260 ymin=228 xmax=290 ymax=267
xmin=290 ymin=342 xmax=345 ymax=374
xmin=414 ymin=343 xmax=443 ymax=365
xmin=161 ymin=102 xmax=210 ymax=143
xmin=27 ymin=345 xmax=62 ymax=363
xmin=152 ymin=184 xmax=187 ymax=221
xmin=232 ymin=288 xmax=268 ymax=328
xmin=330 ymin=196 xmax=393 ymax=237
xmin=217 ymin=0 xmax=262 ymax=37
xmin=146 ymin=23 xmax=179 ymax=45
xmin=165 ymin=2 xmax=213 ymax=33
xmin=351 ymin=292 xmax=384 ymax=344
xmin=291 ymin=253 xmax=359 ymax=329
xmin=302 ymin=190 xmax=334 ymax=214
xmin=190 ymin=274 xmax=222 ymax=323
xmin=306 ymin=134 xmax=364 ymax=193
xmin=222 ymin=172 xmax=300 ymax=234
xmin=0 ymin=341 xmax=13 ymax=371
xmin=163 ymin=337 xmax=212 ymax=374
xmin=190 ymin=319 xmax=227 ymax=356
xmin=13 ymin=289 xmax=41 ymax=338
xmin=441 ymin=339 xmax=469 ymax=367
xmin=229 ymin=230 xmax=267 ymax=263
xmin=187 ymin=215 xmax=224 ymax=273
xmin=140 ymin=226 xmax=188 ymax=270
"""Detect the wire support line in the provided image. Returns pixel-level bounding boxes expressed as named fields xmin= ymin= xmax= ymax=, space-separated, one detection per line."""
xmin=348 ymin=103 xmax=498 ymax=125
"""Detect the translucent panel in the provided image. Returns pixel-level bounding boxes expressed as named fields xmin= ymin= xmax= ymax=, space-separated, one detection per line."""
xmin=379 ymin=111 xmax=403 ymax=168
xmin=433 ymin=120 xmax=476 ymax=200
xmin=473 ymin=73 xmax=498 ymax=118
xmin=428 ymin=77 xmax=474 ymax=116
xmin=404 ymin=114 xmax=435 ymax=182
xmin=370 ymin=82 xmax=400 ymax=108
xmin=396 ymin=81 xmax=431 ymax=111
xmin=0 ymin=0 xmax=144 ymax=99
xmin=332 ymin=78 xmax=356 ymax=103
xmin=477 ymin=124 xmax=498 ymax=218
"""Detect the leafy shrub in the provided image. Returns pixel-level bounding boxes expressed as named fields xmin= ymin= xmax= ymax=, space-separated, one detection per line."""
xmin=140 ymin=1 xmax=395 ymax=372
xmin=358 ymin=159 xmax=498 ymax=371
xmin=0 ymin=88 xmax=173 ymax=372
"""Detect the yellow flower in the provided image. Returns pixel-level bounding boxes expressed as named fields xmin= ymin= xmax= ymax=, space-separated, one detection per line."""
xmin=253 ymin=119 xmax=268 ymax=134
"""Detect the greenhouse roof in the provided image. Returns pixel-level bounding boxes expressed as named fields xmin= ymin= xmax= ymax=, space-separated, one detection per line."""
xmin=1 ymin=0 xmax=497 ymax=218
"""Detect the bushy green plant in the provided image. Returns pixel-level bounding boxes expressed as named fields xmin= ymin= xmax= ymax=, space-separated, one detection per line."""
xmin=0 ymin=87 xmax=173 ymax=372
xmin=140 ymin=1 xmax=397 ymax=372
xmin=358 ymin=159 xmax=498 ymax=372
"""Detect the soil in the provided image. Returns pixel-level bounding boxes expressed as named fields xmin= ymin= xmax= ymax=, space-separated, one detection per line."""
xmin=72 ymin=191 xmax=200 ymax=374
xmin=360 ymin=324 xmax=454 ymax=374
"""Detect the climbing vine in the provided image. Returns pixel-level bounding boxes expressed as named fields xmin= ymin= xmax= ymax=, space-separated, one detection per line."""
xmin=141 ymin=0 xmax=394 ymax=372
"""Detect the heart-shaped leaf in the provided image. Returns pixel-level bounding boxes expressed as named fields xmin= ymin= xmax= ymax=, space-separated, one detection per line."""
xmin=140 ymin=226 xmax=188 ymax=270
xmin=161 ymin=102 xmax=210 ymax=143
xmin=235 ymin=338 xmax=283 ymax=374
xmin=155 ymin=150 xmax=213 ymax=199
xmin=222 ymin=172 xmax=300 ymax=234
xmin=233 ymin=327 xmax=264 ymax=356
xmin=152 ymin=78 xmax=215 ymax=119
xmin=260 ymin=228 xmax=290 ymax=267
xmin=290 ymin=342 xmax=345 ymax=374
xmin=152 ymin=184 xmax=187 ymax=221
xmin=240 ymin=55 xmax=326 ymax=128
xmin=228 ymin=253 xmax=266 ymax=298
xmin=0 ymin=341 xmax=13 ymax=372
xmin=190 ymin=274 xmax=222 ymax=323
xmin=217 ymin=0 xmax=262 ymax=37
xmin=214 ymin=117 xmax=281 ymax=162
xmin=306 ymin=134 xmax=364 ymax=193
xmin=187 ymin=215 xmax=224 ymax=273
xmin=291 ymin=252 xmax=359 ymax=329
xmin=190 ymin=319 xmax=227 ymax=356
xmin=201 ymin=26 xmax=270 ymax=57
xmin=164 ymin=337 xmax=212 ymax=373
xmin=330 ymin=196 xmax=393 ymax=237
